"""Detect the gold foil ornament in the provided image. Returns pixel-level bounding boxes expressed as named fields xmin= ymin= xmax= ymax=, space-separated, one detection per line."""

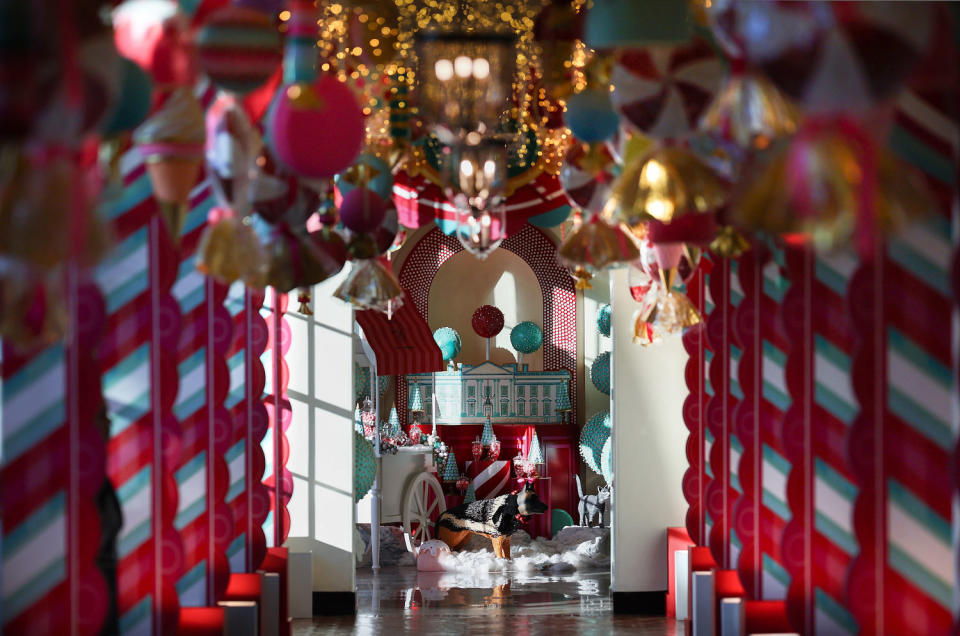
xmin=698 ymin=73 xmax=801 ymax=152
xmin=556 ymin=214 xmax=640 ymax=277
xmin=334 ymin=259 xmax=404 ymax=316
xmin=297 ymin=288 xmax=313 ymax=315
xmin=632 ymin=308 xmax=663 ymax=346
xmin=710 ymin=225 xmax=751 ymax=259
xmin=606 ymin=146 xmax=728 ymax=231
xmin=651 ymin=268 xmax=701 ymax=334
xmin=733 ymin=118 xmax=933 ymax=257
xmin=196 ymin=214 xmax=267 ymax=285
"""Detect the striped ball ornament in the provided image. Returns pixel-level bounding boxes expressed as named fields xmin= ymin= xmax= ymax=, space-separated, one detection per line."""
xmin=197 ymin=6 xmax=282 ymax=95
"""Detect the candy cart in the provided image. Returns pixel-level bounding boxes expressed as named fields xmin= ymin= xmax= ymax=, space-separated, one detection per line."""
xmin=353 ymin=300 xmax=447 ymax=568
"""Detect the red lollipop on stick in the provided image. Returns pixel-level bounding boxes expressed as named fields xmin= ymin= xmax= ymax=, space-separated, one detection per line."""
xmin=472 ymin=305 xmax=504 ymax=361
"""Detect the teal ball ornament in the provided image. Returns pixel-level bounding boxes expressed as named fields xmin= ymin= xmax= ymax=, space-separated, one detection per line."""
xmin=596 ymin=304 xmax=611 ymax=337
xmin=564 ymin=89 xmax=620 ymax=143
xmin=590 ymin=351 xmax=611 ymax=395
xmin=433 ymin=327 xmax=462 ymax=361
xmin=510 ymin=321 xmax=543 ymax=355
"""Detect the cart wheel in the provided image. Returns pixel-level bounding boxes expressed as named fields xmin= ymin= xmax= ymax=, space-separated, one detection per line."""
xmin=402 ymin=471 xmax=446 ymax=554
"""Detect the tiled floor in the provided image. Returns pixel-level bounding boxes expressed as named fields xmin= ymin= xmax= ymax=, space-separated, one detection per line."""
xmin=294 ymin=567 xmax=679 ymax=635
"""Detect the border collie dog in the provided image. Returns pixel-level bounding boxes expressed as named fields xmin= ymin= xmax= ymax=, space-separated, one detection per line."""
xmin=435 ymin=482 xmax=548 ymax=559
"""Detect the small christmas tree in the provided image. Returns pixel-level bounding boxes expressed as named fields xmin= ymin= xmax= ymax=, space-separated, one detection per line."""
xmin=442 ymin=449 xmax=460 ymax=482
xmin=388 ymin=406 xmax=401 ymax=437
xmin=528 ymin=429 xmax=544 ymax=465
xmin=408 ymin=383 xmax=423 ymax=411
xmin=354 ymin=405 xmax=364 ymax=435
xmin=480 ymin=418 xmax=495 ymax=446
xmin=463 ymin=482 xmax=476 ymax=503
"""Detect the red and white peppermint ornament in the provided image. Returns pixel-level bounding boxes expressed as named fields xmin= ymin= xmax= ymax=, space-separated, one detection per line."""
xmin=559 ymin=142 xmax=616 ymax=214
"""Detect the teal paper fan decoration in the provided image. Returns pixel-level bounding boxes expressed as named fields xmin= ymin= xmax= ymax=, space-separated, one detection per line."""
xmin=597 ymin=304 xmax=611 ymax=337
xmin=433 ymin=327 xmax=462 ymax=361
xmin=354 ymin=431 xmax=377 ymax=502
xmin=510 ymin=321 xmax=543 ymax=355
xmin=590 ymin=351 xmax=611 ymax=395
xmin=580 ymin=411 xmax=611 ymax=476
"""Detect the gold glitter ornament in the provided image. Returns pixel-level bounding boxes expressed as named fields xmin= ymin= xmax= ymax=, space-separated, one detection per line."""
xmin=297 ymin=288 xmax=313 ymax=315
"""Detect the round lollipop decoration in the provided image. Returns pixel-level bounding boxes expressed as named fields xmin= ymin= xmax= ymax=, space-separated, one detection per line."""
xmin=472 ymin=305 xmax=504 ymax=361
xmin=433 ymin=327 xmax=462 ymax=367
xmin=590 ymin=351 xmax=611 ymax=395
xmin=596 ymin=304 xmax=612 ymax=338
xmin=509 ymin=321 xmax=543 ymax=366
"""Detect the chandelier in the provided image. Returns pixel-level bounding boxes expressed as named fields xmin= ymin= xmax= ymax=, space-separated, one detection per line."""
xmin=439 ymin=138 xmax=508 ymax=259
xmin=415 ymin=29 xmax=517 ymax=144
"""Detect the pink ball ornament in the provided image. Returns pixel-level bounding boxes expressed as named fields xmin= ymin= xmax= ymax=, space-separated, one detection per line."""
xmin=267 ymin=75 xmax=364 ymax=180
xmin=472 ymin=305 xmax=505 ymax=339
xmin=416 ymin=539 xmax=451 ymax=571
xmin=339 ymin=187 xmax=387 ymax=234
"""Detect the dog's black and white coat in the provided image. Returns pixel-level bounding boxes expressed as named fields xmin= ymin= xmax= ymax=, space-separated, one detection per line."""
xmin=436 ymin=483 xmax=548 ymax=538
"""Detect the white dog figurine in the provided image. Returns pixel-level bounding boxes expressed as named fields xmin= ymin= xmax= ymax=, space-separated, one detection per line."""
xmin=576 ymin=474 xmax=612 ymax=527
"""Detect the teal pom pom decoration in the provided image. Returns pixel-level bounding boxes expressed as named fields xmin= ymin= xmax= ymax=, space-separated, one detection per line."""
xmin=354 ymin=431 xmax=377 ymax=502
xmin=596 ymin=304 xmax=611 ymax=337
xmin=433 ymin=327 xmax=462 ymax=361
xmin=580 ymin=411 xmax=611 ymax=476
xmin=590 ymin=351 xmax=611 ymax=395
xmin=601 ymin=436 xmax=613 ymax=485
xmin=510 ymin=321 xmax=543 ymax=355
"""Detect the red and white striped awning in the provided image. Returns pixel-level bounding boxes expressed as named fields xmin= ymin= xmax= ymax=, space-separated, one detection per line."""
xmin=355 ymin=292 xmax=444 ymax=376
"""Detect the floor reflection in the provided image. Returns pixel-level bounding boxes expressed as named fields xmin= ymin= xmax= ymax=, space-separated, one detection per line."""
xmin=294 ymin=567 xmax=679 ymax=635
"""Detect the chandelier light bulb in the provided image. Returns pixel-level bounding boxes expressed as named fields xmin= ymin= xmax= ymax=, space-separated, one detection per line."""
xmin=454 ymin=55 xmax=473 ymax=78
xmin=435 ymin=58 xmax=454 ymax=81
xmin=472 ymin=57 xmax=490 ymax=79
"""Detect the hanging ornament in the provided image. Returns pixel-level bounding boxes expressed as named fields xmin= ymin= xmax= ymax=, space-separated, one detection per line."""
xmin=250 ymin=146 xmax=299 ymax=224
xmin=556 ymin=214 xmax=639 ymax=279
xmin=733 ymin=116 xmax=933 ymax=259
xmin=565 ymin=88 xmax=621 ymax=143
xmin=265 ymin=224 xmax=347 ymax=292
xmin=704 ymin=1 xmax=932 ymax=115
xmin=440 ymin=140 xmax=509 ymax=260
xmin=709 ymin=225 xmax=751 ymax=260
xmin=195 ymin=208 xmax=267 ymax=285
xmin=510 ymin=321 xmax=543 ymax=366
xmin=113 ymin=0 xmax=197 ymax=86
xmin=433 ymin=327 xmax=462 ymax=363
xmin=610 ymin=39 xmax=723 ymax=141
xmin=267 ymin=76 xmax=365 ymax=180
xmin=297 ymin=288 xmax=312 ymax=315
xmin=567 ymin=265 xmax=594 ymax=291
xmin=1 ymin=151 xmax=111 ymax=271
xmin=334 ymin=258 xmax=404 ymax=315
xmin=559 ymin=142 xmax=616 ymax=215
xmin=650 ymin=267 xmax=701 ymax=334
xmin=134 ymin=87 xmax=206 ymax=244
xmin=0 ymin=268 xmax=68 ymax=352
xmin=606 ymin=145 xmax=726 ymax=244
xmin=375 ymin=205 xmax=400 ymax=255
xmin=334 ymin=153 xmax=394 ymax=206
xmin=196 ymin=5 xmax=282 ymax=95
xmin=339 ymin=187 xmax=387 ymax=234
xmin=206 ymin=94 xmax=262 ymax=215
xmin=697 ymin=72 xmax=801 ymax=155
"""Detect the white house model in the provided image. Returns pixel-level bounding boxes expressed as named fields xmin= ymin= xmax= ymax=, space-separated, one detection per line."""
xmin=407 ymin=361 xmax=572 ymax=426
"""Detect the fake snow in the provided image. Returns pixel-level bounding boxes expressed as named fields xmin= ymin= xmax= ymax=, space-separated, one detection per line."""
xmin=355 ymin=524 xmax=610 ymax=574
xmin=438 ymin=527 xmax=610 ymax=574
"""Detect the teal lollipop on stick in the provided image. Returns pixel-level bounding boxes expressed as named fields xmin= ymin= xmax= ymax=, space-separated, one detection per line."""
xmin=433 ymin=327 xmax=462 ymax=366
xmin=510 ymin=321 xmax=543 ymax=366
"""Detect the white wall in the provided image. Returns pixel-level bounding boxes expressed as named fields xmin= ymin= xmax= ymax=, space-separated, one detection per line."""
xmin=610 ymin=269 xmax=689 ymax=592
xmin=283 ymin=269 xmax=356 ymax=593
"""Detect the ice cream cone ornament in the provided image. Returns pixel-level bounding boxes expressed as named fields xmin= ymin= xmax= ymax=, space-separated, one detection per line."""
xmin=134 ymin=87 xmax=206 ymax=246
